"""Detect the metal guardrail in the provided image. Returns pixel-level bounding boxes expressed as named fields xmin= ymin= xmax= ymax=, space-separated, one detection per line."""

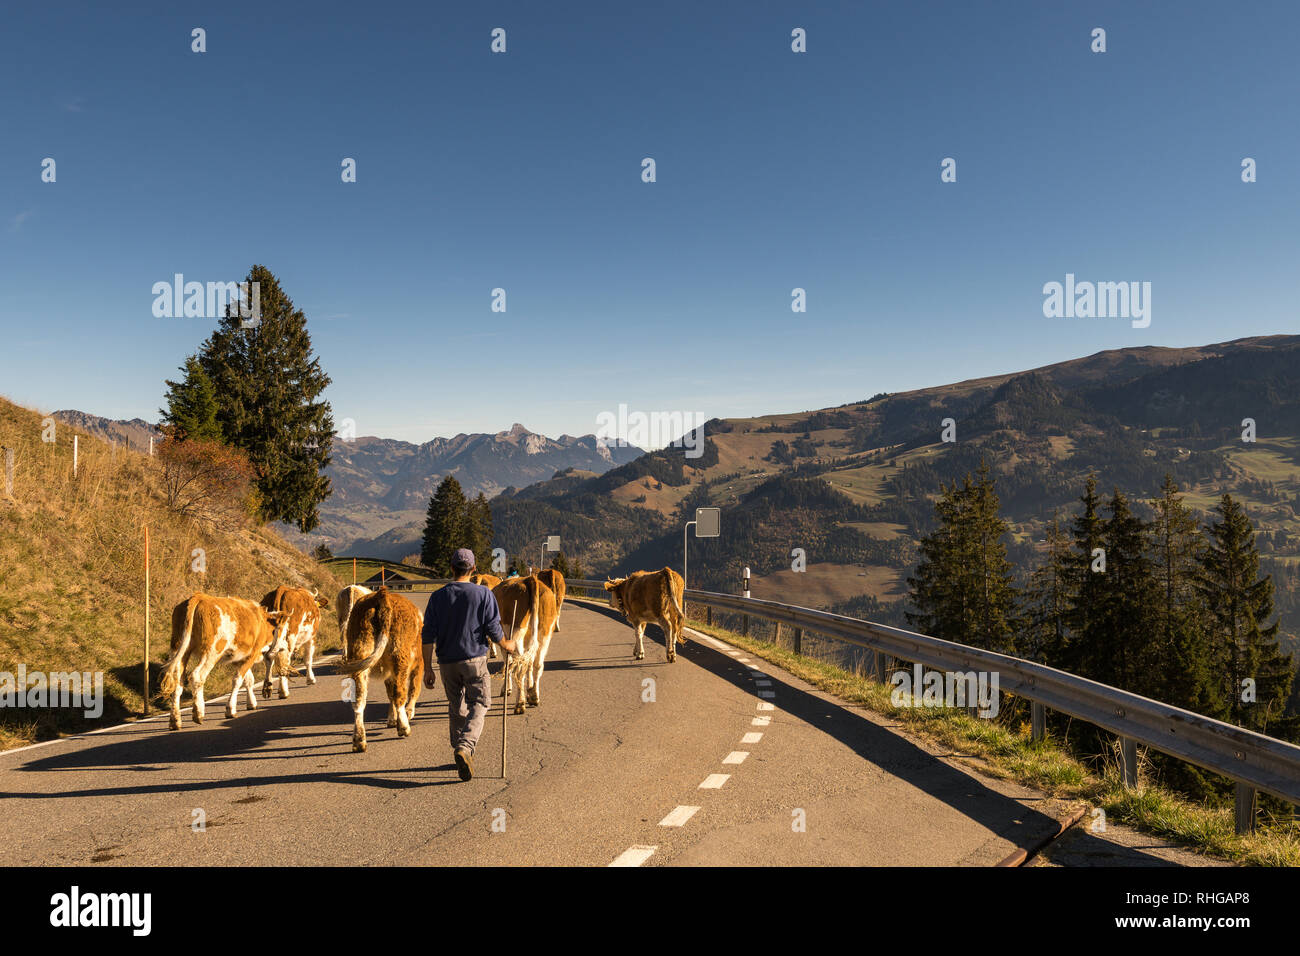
xmin=568 ymin=578 xmax=1300 ymax=831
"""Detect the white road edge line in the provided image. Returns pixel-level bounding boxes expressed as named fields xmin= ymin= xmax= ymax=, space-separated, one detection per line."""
xmin=659 ymin=805 xmax=701 ymax=827
xmin=610 ymin=845 xmax=657 ymax=867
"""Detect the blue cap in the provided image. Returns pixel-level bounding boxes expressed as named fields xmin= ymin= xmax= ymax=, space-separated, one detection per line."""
xmin=451 ymin=548 xmax=476 ymax=569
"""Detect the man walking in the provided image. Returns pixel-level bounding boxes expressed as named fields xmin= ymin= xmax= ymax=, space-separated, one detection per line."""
xmin=422 ymin=548 xmax=517 ymax=780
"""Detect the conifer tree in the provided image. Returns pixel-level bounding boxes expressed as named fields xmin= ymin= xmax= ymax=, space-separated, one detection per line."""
xmin=907 ymin=460 xmax=1018 ymax=652
xmin=1025 ymin=517 xmax=1072 ymax=665
xmin=1064 ymin=475 xmax=1106 ymax=674
xmin=197 ymin=265 xmax=333 ymax=532
xmin=160 ymin=355 xmax=223 ymax=443
xmin=1195 ymin=495 xmax=1296 ymax=737
xmin=421 ymin=476 xmax=470 ymax=575
xmin=466 ymin=493 xmax=494 ymax=570
xmin=1148 ymin=475 xmax=1213 ymax=713
xmin=1087 ymin=490 xmax=1159 ymax=695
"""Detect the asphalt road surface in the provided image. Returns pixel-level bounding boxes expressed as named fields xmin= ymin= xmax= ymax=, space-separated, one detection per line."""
xmin=0 ymin=599 xmax=1169 ymax=866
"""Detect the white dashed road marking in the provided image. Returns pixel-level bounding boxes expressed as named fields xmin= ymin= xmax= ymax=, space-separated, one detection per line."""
xmin=741 ymin=732 xmax=763 ymax=744
xmin=757 ymin=702 xmax=775 ymax=711
xmin=722 ymin=751 xmax=749 ymax=765
xmin=659 ymin=805 xmax=701 ymax=827
xmin=699 ymin=774 xmax=731 ymax=789
xmin=759 ymin=691 xmax=775 ymax=699
xmin=755 ymin=680 xmax=772 ymax=687
xmin=610 ymin=845 xmax=657 ymax=867
xmin=752 ymin=716 xmax=771 ymax=726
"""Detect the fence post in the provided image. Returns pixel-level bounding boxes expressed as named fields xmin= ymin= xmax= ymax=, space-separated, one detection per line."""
xmin=793 ymin=628 xmax=802 ymax=656
xmin=3 ymin=446 xmax=12 ymax=497
xmin=1031 ymin=701 xmax=1046 ymax=742
xmin=1120 ymin=737 xmax=1138 ymax=788
xmin=1234 ymin=783 xmax=1257 ymax=835
xmin=143 ymin=524 xmax=150 ymax=717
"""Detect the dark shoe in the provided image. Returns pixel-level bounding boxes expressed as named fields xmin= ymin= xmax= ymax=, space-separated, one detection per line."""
xmin=454 ymin=748 xmax=473 ymax=781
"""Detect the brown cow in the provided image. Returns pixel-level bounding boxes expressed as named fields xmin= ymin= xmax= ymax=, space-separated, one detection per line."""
xmin=160 ymin=594 xmax=288 ymax=730
xmin=469 ymin=574 xmax=503 ymax=658
xmin=260 ymin=586 xmax=330 ymax=698
xmin=337 ymin=588 xmax=424 ymax=752
xmin=603 ymin=567 xmax=686 ymax=662
xmin=335 ymin=584 xmax=373 ymax=637
xmin=535 ymin=568 xmax=566 ymax=631
xmin=492 ymin=575 xmax=559 ymax=713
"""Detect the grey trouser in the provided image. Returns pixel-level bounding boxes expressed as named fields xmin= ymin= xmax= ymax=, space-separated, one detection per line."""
xmin=439 ymin=656 xmax=491 ymax=755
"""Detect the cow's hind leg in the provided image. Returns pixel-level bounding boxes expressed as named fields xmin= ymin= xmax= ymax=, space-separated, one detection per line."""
xmin=304 ymin=636 xmax=317 ymax=685
xmin=385 ymin=674 xmax=399 ymax=728
xmin=662 ymin=616 xmax=678 ymax=663
xmin=392 ymin=662 xmax=413 ymax=739
xmin=633 ymin=623 xmax=646 ymax=661
xmin=168 ymin=667 xmax=186 ymax=730
xmin=352 ymin=668 xmax=370 ymax=752
xmin=405 ymin=657 xmax=422 ymax=723
xmin=188 ymin=674 xmax=206 ymax=725
xmin=528 ymin=631 xmax=555 ymax=706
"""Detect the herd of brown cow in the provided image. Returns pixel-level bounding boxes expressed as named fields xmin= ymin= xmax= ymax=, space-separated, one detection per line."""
xmin=159 ymin=566 xmax=686 ymax=754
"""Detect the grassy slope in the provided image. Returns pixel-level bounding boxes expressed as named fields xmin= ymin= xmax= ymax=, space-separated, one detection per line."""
xmin=0 ymin=396 xmax=343 ymax=749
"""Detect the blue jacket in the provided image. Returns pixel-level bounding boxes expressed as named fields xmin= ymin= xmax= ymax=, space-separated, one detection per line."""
xmin=421 ymin=582 xmax=505 ymax=663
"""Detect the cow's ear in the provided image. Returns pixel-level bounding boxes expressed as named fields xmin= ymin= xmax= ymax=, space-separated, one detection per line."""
xmin=316 ymin=596 xmax=330 ymax=608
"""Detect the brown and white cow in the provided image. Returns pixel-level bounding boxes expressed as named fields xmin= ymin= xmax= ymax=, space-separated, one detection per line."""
xmin=603 ymin=567 xmax=686 ymax=663
xmin=160 ymin=594 xmax=288 ymax=730
xmin=335 ymin=584 xmax=373 ymax=638
xmin=492 ymin=575 xmax=559 ymax=713
xmin=469 ymin=574 xmax=504 ymax=657
xmin=534 ymin=568 xmax=566 ymax=631
xmin=336 ymin=588 xmax=424 ymax=752
xmin=260 ymin=586 xmax=330 ymax=698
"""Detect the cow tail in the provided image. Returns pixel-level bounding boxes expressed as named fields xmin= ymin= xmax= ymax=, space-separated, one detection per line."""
xmin=160 ymin=598 xmax=198 ymax=698
xmin=666 ymin=568 xmax=686 ymax=645
xmin=337 ymin=599 xmax=391 ymax=676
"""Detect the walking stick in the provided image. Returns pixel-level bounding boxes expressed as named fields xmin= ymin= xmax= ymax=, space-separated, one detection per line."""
xmin=502 ymin=601 xmax=517 ymax=779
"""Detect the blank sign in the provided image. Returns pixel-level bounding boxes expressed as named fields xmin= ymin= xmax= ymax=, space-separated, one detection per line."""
xmin=545 ymin=535 xmax=561 ymax=551
xmin=695 ymin=507 xmax=720 ymax=537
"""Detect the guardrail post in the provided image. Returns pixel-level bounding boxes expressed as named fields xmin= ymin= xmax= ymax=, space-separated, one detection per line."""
xmin=705 ymin=606 xmax=712 ymax=627
xmin=1234 ymin=783 xmax=1256 ymax=835
xmin=873 ymin=651 xmax=885 ymax=682
xmin=793 ymin=627 xmax=802 ymax=656
xmin=1120 ymin=737 xmax=1138 ymax=788
xmin=1031 ymin=701 xmax=1046 ymax=742
xmin=773 ymin=622 xmax=781 ymax=646
xmin=743 ymin=614 xmax=749 ymax=637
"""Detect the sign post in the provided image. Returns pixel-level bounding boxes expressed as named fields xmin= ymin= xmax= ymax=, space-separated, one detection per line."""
xmin=683 ymin=507 xmax=720 ymax=591
xmin=143 ymin=525 xmax=150 ymax=716
xmin=539 ymin=535 xmax=560 ymax=572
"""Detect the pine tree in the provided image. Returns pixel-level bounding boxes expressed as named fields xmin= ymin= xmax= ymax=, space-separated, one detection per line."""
xmin=1064 ymin=475 xmax=1106 ymax=674
xmin=1089 ymin=489 xmax=1160 ymax=695
xmin=159 ymin=356 xmax=223 ymax=443
xmin=1025 ymin=517 xmax=1073 ymax=665
xmin=421 ymin=476 xmax=470 ymax=576
xmin=906 ymin=461 xmax=1018 ymax=652
xmin=1195 ymin=495 xmax=1296 ymax=737
xmin=466 ymin=493 xmax=494 ymax=570
xmin=197 ymin=265 xmax=333 ymax=532
xmin=1148 ymin=475 xmax=1212 ymax=713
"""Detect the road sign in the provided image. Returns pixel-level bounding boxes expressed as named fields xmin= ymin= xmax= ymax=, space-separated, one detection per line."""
xmin=545 ymin=535 xmax=561 ymax=551
xmin=695 ymin=507 xmax=721 ymax=537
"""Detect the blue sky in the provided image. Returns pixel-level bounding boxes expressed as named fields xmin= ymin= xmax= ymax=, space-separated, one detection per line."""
xmin=2 ymin=0 xmax=1297 ymax=445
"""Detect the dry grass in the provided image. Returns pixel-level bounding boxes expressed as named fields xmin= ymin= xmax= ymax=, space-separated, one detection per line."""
xmin=0 ymin=396 xmax=343 ymax=748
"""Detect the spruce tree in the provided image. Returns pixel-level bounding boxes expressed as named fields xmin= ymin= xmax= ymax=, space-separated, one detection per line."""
xmin=197 ymin=265 xmax=333 ymax=532
xmin=1195 ymin=495 xmax=1296 ymax=737
xmin=1148 ymin=475 xmax=1212 ymax=713
xmin=1025 ymin=517 xmax=1073 ymax=665
xmin=466 ymin=493 xmax=494 ymax=570
xmin=421 ymin=476 xmax=470 ymax=575
xmin=1088 ymin=490 xmax=1160 ymax=695
xmin=906 ymin=461 xmax=1018 ymax=652
xmin=160 ymin=355 xmax=223 ymax=443
xmin=1064 ymin=475 xmax=1106 ymax=674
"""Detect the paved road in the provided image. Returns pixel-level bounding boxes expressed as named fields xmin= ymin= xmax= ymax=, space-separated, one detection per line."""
xmin=0 ymin=599 xmax=1117 ymax=866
